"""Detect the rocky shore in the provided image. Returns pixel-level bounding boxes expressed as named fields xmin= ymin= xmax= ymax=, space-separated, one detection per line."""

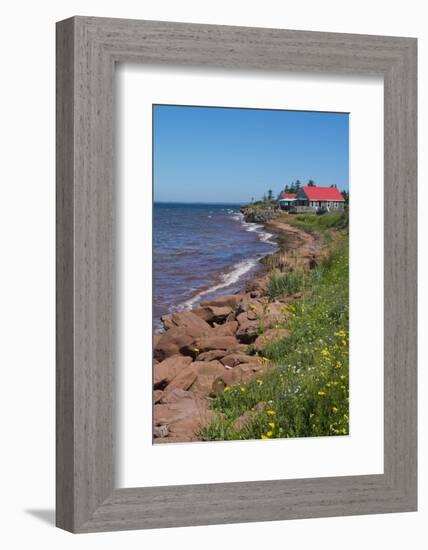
xmin=240 ymin=205 xmax=281 ymax=223
xmin=153 ymin=215 xmax=323 ymax=443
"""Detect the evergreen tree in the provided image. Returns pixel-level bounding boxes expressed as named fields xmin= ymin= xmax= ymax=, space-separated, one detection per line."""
xmin=342 ymin=190 xmax=349 ymax=204
xmin=268 ymin=189 xmax=273 ymax=201
xmin=307 ymin=180 xmax=315 ymax=187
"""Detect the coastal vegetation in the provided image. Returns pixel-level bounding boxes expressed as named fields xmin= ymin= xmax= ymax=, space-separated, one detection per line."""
xmin=153 ymin=210 xmax=349 ymax=443
xmin=283 ymin=210 xmax=349 ymax=233
xmin=200 ymin=212 xmax=349 ymax=441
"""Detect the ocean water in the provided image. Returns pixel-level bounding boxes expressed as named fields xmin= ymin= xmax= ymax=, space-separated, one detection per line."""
xmin=153 ymin=203 xmax=276 ymax=330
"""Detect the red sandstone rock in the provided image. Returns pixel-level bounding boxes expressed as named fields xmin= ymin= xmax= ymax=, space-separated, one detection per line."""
xmin=170 ymin=311 xmax=213 ymax=333
xmin=188 ymin=361 xmax=229 ymax=395
xmin=200 ymin=294 xmax=244 ymax=310
xmin=245 ymin=276 xmax=269 ymax=295
xmin=221 ymin=363 xmax=265 ymax=386
xmin=160 ymin=314 xmax=175 ymax=330
xmin=153 ymin=355 xmax=193 ymax=388
xmin=197 ymin=349 xmax=228 ymax=362
xmin=225 ymin=311 xmax=237 ymax=322
xmin=243 ymin=300 xmax=265 ymax=320
xmin=153 ymin=394 xmax=216 ymax=440
xmin=160 ymin=310 xmax=212 ymax=333
xmin=192 ymin=307 xmax=214 ymax=323
xmin=165 ymin=363 xmax=199 ymax=392
xmin=153 ymin=390 xmax=163 ymax=403
xmin=153 ymin=425 xmax=169 ymax=438
xmin=211 ymin=320 xmax=238 ymax=337
xmin=235 ymin=312 xmax=259 ymax=343
xmin=160 ymin=388 xmax=195 ymax=403
xmin=208 ymin=305 xmax=234 ymax=321
xmin=220 ymin=353 xmax=261 ymax=368
xmin=262 ymin=302 xmax=287 ymax=326
xmin=254 ymin=328 xmax=290 ymax=352
xmin=154 ymin=399 xmax=201 ymax=426
xmin=167 ymin=415 xmax=215 ymax=440
xmin=154 ymin=326 xmax=205 ymax=360
xmin=233 ymin=411 xmax=255 ymax=431
xmin=192 ymin=335 xmax=239 ymax=353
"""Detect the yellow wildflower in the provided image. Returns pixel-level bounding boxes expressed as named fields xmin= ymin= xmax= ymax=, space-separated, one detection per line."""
xmin=224 ymin=386 xmax=230 ymax=392
xmin=240 ymin=387 xmax=246 ymax=392
xmin=266 ymin=410 xmax=276 ymax=416
xmin=266 ymin=431 xmax=273 ymax=437
xmin=268 ymin=422 xmax=275 ymax=429
xmin=318 ymin=390 xmax=326 ymax=396
xmin=193 ymin=347 xmax=200 ymax=353
xmin=256 ymin=379 xmax=263 ymax=386
xmin=261 ymin=435 xmax=269 ymax=440
xmin=332 ymin=406 xmax=338 ymax=413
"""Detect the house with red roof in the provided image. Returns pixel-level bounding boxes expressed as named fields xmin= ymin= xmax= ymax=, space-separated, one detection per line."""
xmin=278 ymin=192 xmax=297 ymax=209
xmin=279 ymin=186 xmax=345 ymax=212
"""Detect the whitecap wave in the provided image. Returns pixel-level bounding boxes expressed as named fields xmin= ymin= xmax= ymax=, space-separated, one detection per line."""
xmin=242 ymin=223 xmax=262 ymax=233
xmin=174 ymin=258 xmax=258 ymax=311
xmin=259 ymin=230 xmax=274 ymax=243
xmin=243 ymin=221 xmax=276 ymax=246
xmin=228 ymin=210 xmax=277 ymax=247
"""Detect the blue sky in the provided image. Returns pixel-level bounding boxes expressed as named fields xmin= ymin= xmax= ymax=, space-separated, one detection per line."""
xmin=153 ymin=105 xmax=349 ymax=203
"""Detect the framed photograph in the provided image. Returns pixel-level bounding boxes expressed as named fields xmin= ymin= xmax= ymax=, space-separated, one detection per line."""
xmin=56 ymin=16 xmax=417 ymax=532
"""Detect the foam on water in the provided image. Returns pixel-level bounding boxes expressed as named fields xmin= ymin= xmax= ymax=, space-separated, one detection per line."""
xmin=175 ymin=257 xmax=258 ymax=311
xmin=153 ymin=203 xmax=277 ymax=327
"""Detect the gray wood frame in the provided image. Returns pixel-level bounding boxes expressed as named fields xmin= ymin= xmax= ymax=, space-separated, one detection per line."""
xmin=56 ymin=16 xmax=417 ymax=533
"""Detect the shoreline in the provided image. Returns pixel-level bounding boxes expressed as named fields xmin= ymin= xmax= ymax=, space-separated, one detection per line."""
xmin=153 ymin=209 xmax=325 ymax=443
xmin=154 ymin=209 xmax=278 ymax=332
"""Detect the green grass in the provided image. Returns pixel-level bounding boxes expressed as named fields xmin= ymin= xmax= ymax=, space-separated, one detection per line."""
xmin=284 ymin=211 xmax=348 ymax=233
xmin=267 ymin=269 xmax=307 ymax=299
xmin=200 ymin=236 xmax=349 ymax=441
xmin=245 ymin=200 xmax=278 ymax=209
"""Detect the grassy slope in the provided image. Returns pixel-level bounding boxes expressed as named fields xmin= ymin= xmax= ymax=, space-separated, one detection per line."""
xmin=201 ymin=212 xmax=349 ymax=441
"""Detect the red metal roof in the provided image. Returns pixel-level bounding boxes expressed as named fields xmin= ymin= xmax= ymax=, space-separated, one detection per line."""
xmin=279 ymin=192 xmax=297 ymax=199
xmin=301 ymin=186 xmax=345 ymax=201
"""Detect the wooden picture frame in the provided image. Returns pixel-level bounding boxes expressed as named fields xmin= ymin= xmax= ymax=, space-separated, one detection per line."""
xmin=56 ymin=16 xmax=417 ymax=533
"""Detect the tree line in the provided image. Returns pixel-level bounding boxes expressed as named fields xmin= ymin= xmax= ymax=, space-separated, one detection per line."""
xmin=250 ymin=180 xmax=349 ymax=205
